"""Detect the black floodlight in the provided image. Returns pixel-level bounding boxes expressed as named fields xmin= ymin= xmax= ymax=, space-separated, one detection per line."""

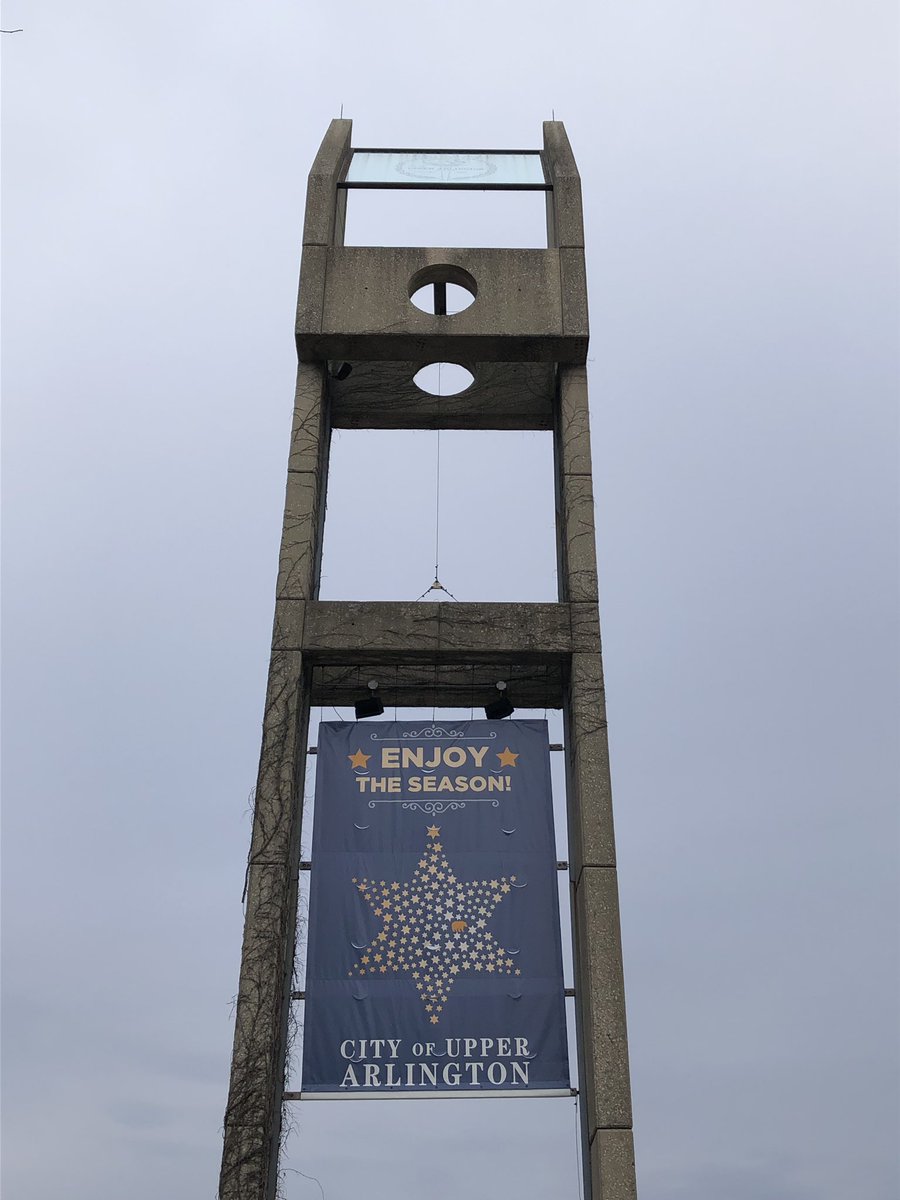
xmin=484 ymin=680 xmax=514 ymax=720
xmin=355 ymin=679 xmax=384 ymax=720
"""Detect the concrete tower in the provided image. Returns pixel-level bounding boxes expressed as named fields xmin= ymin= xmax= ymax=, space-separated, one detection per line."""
xmin=219 ymin=120 xmax=637 ymax=1200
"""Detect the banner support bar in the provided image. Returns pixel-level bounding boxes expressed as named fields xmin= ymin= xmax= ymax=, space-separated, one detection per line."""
xmin=284 ymin=1088 xmax=579 ymax=1101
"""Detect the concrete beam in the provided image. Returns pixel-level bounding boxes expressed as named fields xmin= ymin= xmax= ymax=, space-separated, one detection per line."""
xmin=298 ymin=600 xmax=574 ymax=659
xmin=328 ymin=360 xmax=556 ymax=431
xmin=309 ymin=660 xmax=565 ymax=709
xmin=297 ymin=247 xmax=587 ymax=364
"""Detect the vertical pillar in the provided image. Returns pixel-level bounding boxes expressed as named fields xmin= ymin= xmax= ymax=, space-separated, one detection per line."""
xmin=220 ymin=123 xmax=350 ymax=1199
xmin=547 ymin=121 xmax=638 ymax=1199
xmin=219 ymin=364 xmax=329 ymax=1200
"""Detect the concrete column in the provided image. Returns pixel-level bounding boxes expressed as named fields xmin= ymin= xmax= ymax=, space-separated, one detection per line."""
xmin=555 ymin=359 xmax=637 ymax=1196
xmin=218 ymin=651 xmax=309 ymax=1199
xmin=219 ymin=361 xmax=328 ymax=1200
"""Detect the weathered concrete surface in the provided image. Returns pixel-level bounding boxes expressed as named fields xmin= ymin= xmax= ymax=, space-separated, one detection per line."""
xmin=296 ymin=600 xmax=574 ymax=659
xmin=310 ymin=660 xmax=566 ymax=709
xmin=561 ymin=474 xmax=600 ymax=603
xmin=328 ymin=359 xmax=556 ymax=431
xmin=275 ymin=363 xmax=329 ymax=603
xmin=543 ymin=121 xmax=585 ymax=250
xmin=565 ymin=653 xmax=617 ymax=871
xmin=591 ymin=1130 xmax=638 ymax=1200
xmin=560 ymin=248 xmax=589 ymax=339
xmin=297 ymin=247 xmax=588 ymax=364
xmin=555 ymin=364 xmax=599 ymax=604
xmin=220 ymin=650 xmax=308 ymax=1200
xmin=301 ymin=119 xmax=351 ymax=247
xmin=287 ymin=363 xmax=327 ymax=470
xmin=574 ymin=866 xmax=634 ymax=1132
xmin=557 ymin=367 xmax=593 ymax=476
xmin=276 ymin=470 xmax=325 ymax=600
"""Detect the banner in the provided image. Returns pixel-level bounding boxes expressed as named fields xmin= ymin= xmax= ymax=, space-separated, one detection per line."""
xmin=301 ymin=720 xmax=569 ymax=1096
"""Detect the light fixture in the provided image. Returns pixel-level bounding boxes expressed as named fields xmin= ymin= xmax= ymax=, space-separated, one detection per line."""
xmin=354 ymin=679 xmax=384 ymax=720
xmin=484 ymin=680 xmax=514 ymax=720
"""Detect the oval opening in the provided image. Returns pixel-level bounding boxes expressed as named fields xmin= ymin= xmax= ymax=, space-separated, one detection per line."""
xmin=413 ymin=363 xmax=475 ymax=396
xmin=408 ymin=265 xmax=477 ymax=315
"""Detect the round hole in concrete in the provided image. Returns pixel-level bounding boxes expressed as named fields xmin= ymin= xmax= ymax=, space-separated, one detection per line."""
xmin=413 ymin=363 xmax=475 ymax=396
xmin=408 ymin=265 xmax=477 ymax=315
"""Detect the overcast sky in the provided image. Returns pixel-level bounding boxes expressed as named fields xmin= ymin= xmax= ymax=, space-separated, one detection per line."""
xmin=2 ymin=2 xmax=898 ymax=1198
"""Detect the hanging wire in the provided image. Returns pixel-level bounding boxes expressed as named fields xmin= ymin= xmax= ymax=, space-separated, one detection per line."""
xmin=413 ymin=362 xmax=459 ymax=602
xmin=434 ymin=363 xmax=442 ymax=579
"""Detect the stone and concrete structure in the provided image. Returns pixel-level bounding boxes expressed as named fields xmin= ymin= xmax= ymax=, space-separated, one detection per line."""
xmin=219 ymin=121 xmax=637 ymax=1199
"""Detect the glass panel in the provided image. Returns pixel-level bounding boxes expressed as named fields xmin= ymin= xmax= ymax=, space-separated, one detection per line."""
xmin=346 ymin=150 xmax=547 ymax=187
xmin=343 ymin=189 xmax=548 ymax=248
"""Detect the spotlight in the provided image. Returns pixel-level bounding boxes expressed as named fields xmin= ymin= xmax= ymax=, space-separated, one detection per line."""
xmin=330 ymin=361 xmax=353 ymax=381
xmin=484 ymin=680 xmax=515 ymax=720
xmin=354 ymin=679 xmax=384 ymax=720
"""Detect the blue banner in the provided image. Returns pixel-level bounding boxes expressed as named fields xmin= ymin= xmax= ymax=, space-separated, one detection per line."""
xmin=301 ymin=720 xmax=569 ymax=1095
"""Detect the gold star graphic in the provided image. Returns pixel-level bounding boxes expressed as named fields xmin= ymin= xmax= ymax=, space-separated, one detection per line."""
xmin=496 ymin=747 xmax=519 ymax=768
xmin=350 ymin=826 xmax=519 ymax=1024
xmin=348 ymin=749 xmax=371 ymax=769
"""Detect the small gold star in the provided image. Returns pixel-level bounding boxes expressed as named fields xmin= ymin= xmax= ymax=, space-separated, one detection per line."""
xmin=348 ymin=749 xmax=371 ymax=769
xmin=496 ymin=747 xmax=519 ymax=768
xmin=426 ymin=825 xmax=441 ymax=839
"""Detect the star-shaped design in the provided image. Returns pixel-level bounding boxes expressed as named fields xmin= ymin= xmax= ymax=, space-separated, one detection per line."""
xmin=347 ymin=749 xmax=371 ymax=769
xmin=496 ymin=747 xmax=519 ymax=768
xmin=351 ymin=827 xmax=518 ymax=1023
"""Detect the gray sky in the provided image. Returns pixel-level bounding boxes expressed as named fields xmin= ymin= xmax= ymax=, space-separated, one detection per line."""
xmin=2 ymin=1 xmax=898 ymax=1198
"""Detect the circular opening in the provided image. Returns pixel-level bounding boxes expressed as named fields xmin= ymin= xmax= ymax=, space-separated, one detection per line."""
xmin=408 ymin=265 xmax=477 ymax=315
xmin=413 ymin=362 xmax=475 ymax=396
